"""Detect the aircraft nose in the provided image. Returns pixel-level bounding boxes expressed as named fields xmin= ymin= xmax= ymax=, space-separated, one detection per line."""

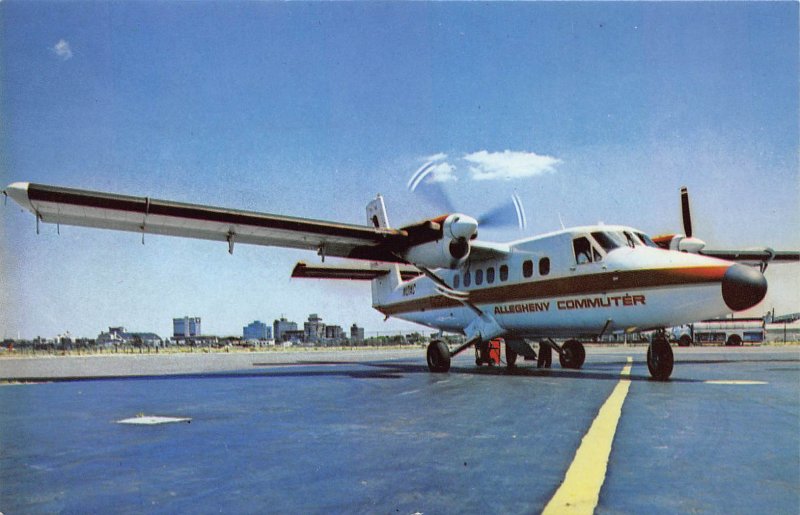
xmin=721 ymin=264 xmax=767 ymax=311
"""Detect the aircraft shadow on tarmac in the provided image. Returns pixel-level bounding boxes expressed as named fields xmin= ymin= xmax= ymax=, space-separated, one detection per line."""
xmin=14 ymin=356 xmax=797 ymax=384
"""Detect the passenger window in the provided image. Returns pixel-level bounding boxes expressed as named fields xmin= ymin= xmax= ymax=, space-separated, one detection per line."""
xmin=539 ymin=257 xmax=550 ymax=276
xmin=499 ymin=265 xmax=508 ymax=281
xmin=453 ymin=274 xmax=460 ymax=289
xmin=486 ymin=267 xmax=495 ymax=284
xmin=523 ymin=260 xmax=533 ymax=278
xmin=463 ymin=271 xmax=471 ymax=287
xmin=573 ymin=237 xmax=594 ymax=265
xmin=475 ymin=269 xmax=483 ymax=285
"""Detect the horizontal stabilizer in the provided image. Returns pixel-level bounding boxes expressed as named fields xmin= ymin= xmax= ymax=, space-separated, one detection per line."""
xmin=291 ymin=262 xmax=422 ymax=281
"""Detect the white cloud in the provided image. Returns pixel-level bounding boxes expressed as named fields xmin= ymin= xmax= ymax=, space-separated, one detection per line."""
xmin=427 ymin=162 xmax=457 ymax=183
xmin=464 ymin=150 xmax=561 ymax=181
xmin=424 ymin=152 xmax=448 ymax=162
xmin=52 ymin=39 xmax=73 ymax=60
xmin=408 ymin=159 xmax=458 ymax=192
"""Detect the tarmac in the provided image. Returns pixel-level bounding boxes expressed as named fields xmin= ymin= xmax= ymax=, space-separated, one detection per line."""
xmin=1 ymin=345 xmax=798 ymax=514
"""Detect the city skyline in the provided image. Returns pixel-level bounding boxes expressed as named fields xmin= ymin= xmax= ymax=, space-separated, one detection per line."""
xmin=2 ymin=2 xmax=798 ymax=339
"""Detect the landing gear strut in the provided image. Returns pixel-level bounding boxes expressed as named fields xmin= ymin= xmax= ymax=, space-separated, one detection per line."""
xmin=537 ymin=343 xmax=552 ymax=368
xmin=506 ymin=346 xmax=518 ymax=368
xmin=647 ymin=333 xmax=674 ymax=381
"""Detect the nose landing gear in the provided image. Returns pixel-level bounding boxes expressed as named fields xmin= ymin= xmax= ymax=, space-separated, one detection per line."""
xmin=647 ymin=332 xmax=674 ymax=381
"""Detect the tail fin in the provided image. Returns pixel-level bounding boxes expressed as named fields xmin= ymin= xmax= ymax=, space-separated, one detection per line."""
xmin=366 ymin=194 xmax=391 ymax=229
xmin=366 ymin=195 xmax=402 ymax=308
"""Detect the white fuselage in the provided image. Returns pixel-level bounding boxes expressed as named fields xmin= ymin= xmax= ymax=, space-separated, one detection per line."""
xmin=375 ymin=226 xmax=750 ymax=339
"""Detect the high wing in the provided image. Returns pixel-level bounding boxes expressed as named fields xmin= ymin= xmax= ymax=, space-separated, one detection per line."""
xmin=699 ymin=249 xmax=799 ymax=265
xmin=656 ymin=186 xmax=800 ymax=266
xmin=3 ymin=182 xmax=421 ymax=263
xmin=291 ymin=261 xmax=423 ymax=281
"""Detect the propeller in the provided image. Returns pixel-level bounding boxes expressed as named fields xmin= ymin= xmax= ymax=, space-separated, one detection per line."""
xmin=681 ymin=186 xmax=693 ymax=238
xmin=408 ymin=161 xmax=527 ymax=231
xmin=407 ymin=161 xmax=456 ymax=214
xmin=677 ymin=186 xmax=705 ymax=252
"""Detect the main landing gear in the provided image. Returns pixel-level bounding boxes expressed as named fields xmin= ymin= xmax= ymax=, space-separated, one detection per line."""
xmin=558 ymin=339 xmax=586 ymax=369
xmin=426 ymin=340 xmax=451 ymax=373
xmin=426 ymin=338 xmax=587 ymax=373
xmin=429 ymin=334 xmax=676 ymax=381
xmin=647 ymin=332 xmax=674 ymax=381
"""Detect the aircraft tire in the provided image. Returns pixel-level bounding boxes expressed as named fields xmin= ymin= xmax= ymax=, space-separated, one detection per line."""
xmin=559 ymin=339 xmax=585 ymax=369
xmin=647 ymin=337 xmax=674 ymax=381
xmin=507 ymin=347 xmax=517 ymax=368
xmin=427 ymin=340 xmax=451 ymax=373
xmin=678 ymin=335 xmax=692 ymax=347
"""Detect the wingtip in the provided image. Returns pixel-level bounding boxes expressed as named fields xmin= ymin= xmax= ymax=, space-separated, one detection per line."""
xmin=4 ymin=182 xmax=34 ymax=211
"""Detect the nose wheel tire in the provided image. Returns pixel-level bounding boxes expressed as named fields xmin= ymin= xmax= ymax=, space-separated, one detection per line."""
xmin=427 ymin=340 xmax=451 ymax=373
xmin=647 ymin=336 xmax=674 ymax=381
xmin=559 ymin=339 xmax=585 ymax=369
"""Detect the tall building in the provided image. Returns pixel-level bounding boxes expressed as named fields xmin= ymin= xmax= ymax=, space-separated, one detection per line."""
xmin=325 ymin=325 xmax=345 ymax=341
xmin=173 ymin=317 xmax=201 ymax=338
xmin=243 ymin=320 xmax=271 ymax=340
xmin=273 ymin=317 xmax=298 ymax=342
xmin=350 ymin=323 xmax=365 ymax=342
xmin=304 ymin=313 xmax=325 ymax=343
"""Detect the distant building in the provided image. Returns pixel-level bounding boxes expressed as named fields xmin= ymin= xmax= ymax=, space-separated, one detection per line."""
xmin=173 ymin=317 xmax=201 ymax=338
xmin=97 ymin=327 xmax=163 ymax=347
xmin=274 ymin=317 xmax=298 ymax=342
xmin=350 ymin=324 xmax=365 ymax=342
xmin=325 ymin=325 xmax=345 ymax=341
xmin=243 ymin=320 xmax=271 ymax=340
xmin=282 ymin=329 xmax=305 ymax=344
xmin=304 ymin=313 xmax=325 ymax=343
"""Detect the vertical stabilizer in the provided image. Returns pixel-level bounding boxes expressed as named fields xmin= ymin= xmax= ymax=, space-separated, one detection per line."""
xmin=366 ymin=194 xmax=391 ymax=229
xmin=366 ymin=195 xmax=402 ymax=308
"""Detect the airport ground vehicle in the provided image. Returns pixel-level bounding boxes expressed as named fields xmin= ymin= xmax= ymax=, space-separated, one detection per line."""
xmin=671 ymin=318 xmax=765 ymax=346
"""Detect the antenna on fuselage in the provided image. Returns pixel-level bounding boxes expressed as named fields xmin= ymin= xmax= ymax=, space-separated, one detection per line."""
xmin=558 ymin=212 xmax=566 ymax=230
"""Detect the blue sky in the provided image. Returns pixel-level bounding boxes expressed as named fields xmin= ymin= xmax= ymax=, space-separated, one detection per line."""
xmin=2 ymin=2 xmax=798 ymax=339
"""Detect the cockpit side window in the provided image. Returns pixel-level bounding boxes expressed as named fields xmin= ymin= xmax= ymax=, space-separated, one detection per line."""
xmin=573 ymin=236 xmax=600 ymax=265
xmin=623 ymin=231 xmax=638 ymax=248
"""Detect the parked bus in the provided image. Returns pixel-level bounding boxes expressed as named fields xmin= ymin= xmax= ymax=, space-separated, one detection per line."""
xmin=671 ymin=318 xmax=765 ymax=347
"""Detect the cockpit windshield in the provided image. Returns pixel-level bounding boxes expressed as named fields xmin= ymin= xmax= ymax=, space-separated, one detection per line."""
xmin=591 ymin=231 xmax=627 ymax=252
xmin=634 ymin=232 xmax=659 ymax=248
xmin=590 ymin=230 xmax=661 ymax=251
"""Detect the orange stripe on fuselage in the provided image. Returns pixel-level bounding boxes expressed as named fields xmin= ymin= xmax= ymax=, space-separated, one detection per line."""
xmin=376 ymin=265 xmax=729 ymax=316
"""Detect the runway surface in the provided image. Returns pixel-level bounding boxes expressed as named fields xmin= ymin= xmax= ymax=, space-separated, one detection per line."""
xmin=1 ymin=346 xmax=798 ymax=513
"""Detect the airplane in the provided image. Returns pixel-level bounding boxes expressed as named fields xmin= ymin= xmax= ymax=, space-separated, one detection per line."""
xmin=3 ymin=180 xmax=798 ymax=380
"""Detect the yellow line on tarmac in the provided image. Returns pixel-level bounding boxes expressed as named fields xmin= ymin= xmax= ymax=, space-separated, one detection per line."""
xmin=542 ymin=357 xmax=633 ymax=515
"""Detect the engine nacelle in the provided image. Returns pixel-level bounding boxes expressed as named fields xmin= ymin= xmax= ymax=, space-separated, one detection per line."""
xmin=653 ymin=234 xmax=706 ymax=253
xmin=402 ymin=214 xmax=478 ymax=269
